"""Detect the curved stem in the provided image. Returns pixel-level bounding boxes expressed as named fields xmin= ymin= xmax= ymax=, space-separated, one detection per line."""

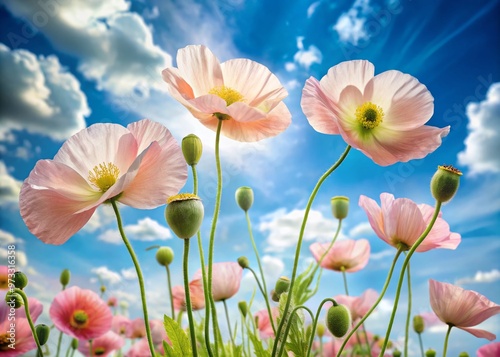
xmin=404 ymin=260 xmax=412 ymax=357
xmin=341 ymin=267 xmax=349 ymax=296
xmin=361 ymin=324 xmax=371 ymax=355
xmin=306 ymin=298 xmax=338 ymax=357
xmin=183 ymin=238 xmax=198 ymax=357
xmin=272 ymin=145 xmax=351 ymax=357
xmin=418 ymin=333 xmax=425 ymax=357
xmin=14 ymin=289 xmax=43 ymax=357
xmin=443 ymin=324 xmax=453 ymax=357
xmin=222 ymin=299 xmax=236 ymax=346
xmin=166 ymin=265 xmax=175 ymax=320
xmin=110 ymin=201 xmax=155 ymax=356
xmin=309 ymin=219 xmax=343 ymax=283
xmin=280 ymin=305 xmax=315 ymax=357
xmin=336 ymin=248 xmax=404 ymax=356
xmin=378 ymin=201 xmax=442 ymax=356
xmin=245 ymin=210 xmax=275 ymax=334
xmin=247 ymin=266 xmax=276 ymax=336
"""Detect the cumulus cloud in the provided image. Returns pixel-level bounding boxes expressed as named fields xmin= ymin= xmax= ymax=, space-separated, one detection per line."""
xmin=293 ymin=37 xmax=322 ymax=70
xmin=348 ymin=221 xmax=374 ymax=237
xmin=0 ymin=248 xmax=27 ymax=267
xmin=98 ymin=217 xmax=172 ymax=244
xmin=0 ymin=44 xmax=89 ymax=140
xmin=259 ymin=208 xmax=343 ymax=252
xmin=91 ymin=266 xmax=123 ymax=285
xmin=0 ymin=161 xmax=22 ymax=207
xmin=83 ymin=205 xmax=116 ymax=233
xmin=455 ymin=269 xmax=500 ymax=285
xmin=458 ymin=82 xmax=500 ymax=175
xmin=3 ymin=0 xmax=171 ymax=96
xmin=0 ymin=230 xmax=17 ymax=245
xmin=370 ymin=249 xmax=394 ymax=261
xmin=307 ymin=1 xmax=321 ymax=18
xmin=333 ymin=0 xmax=372 ymax=45
xmin=121 ymin=267 xmax=138 ymax=280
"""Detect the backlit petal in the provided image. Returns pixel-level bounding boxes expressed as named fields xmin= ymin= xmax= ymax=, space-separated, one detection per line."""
xmin=320 ymin=60 xmax=374 ymax=102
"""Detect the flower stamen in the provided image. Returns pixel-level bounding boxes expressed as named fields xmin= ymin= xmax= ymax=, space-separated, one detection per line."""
xmin=70 ymin=310 xmax=89 ymax=329
xmin=88 ymin=162 xmax=120 ymax=192
xmin=208 ymin=86 xmax=244 ymax=106
xmin=355 ymin=102 xmax=384 ymax=129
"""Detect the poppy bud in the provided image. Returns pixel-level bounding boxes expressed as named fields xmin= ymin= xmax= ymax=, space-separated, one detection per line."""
xmin=5 ymin=291 xmax=23 ymax=309
xmin=393 ymin=349 xmax=402 ymax=357
xmin=13 ymin=271 xmax=28 ymax=289
xmin=458 ymin=353 xmax=469 ymax=357
xmin=274 ymin=276 xmax=290 ymax=296
xmin=100 ymin=285 xmax=106 ymax=293
xmin=331 ymin=196 xmax=349 ymax=220
xmin=326 ymin=304 xmax=351 ymax=338
xmin=60 ymin=269 xmax=71 ymax=288
xmin=316 ymin=323 xmax=326 ymax=338
xmin=430 ymin=165 xmax=462 ymax=203
xmin=425 ymin=349 xmax=436 ymax=357
xmin=182 ymin=134 xmax=203 ymax=166
xmin=35 ymin=324 xmax=50 ymax=346
xmin=166 ymin=193 xmax=204 ymax=239
xmin=413 ymin=315 xmax=424 ymax=334
xmin=237 ymin=256 xmax=249 ymax=269
xmin=71 ymin=339 xmax=79 ymax=350
xmin=271 ymin=289 xmax=279 ymax=302
xmin=235 ymin=186 xmax=254 ymax=212
xmin=156 ymin=246 xmax=174 ymax=266
xmin=238 ymin=301 xmax=248 ymax=317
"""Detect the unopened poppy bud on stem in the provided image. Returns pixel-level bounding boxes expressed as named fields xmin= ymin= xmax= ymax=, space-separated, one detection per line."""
xmin=413 ymin=315 xmax=425 ymax=333
xmin=71 ymin=339 xmax=78 ymax=350
xmin=430 ymin=165 xmax=462 ymax=203
xmin=271 ymin=289 xmax=279 ymax=302
xmin=316 ymin=323 xmax=326 ymax=337
xmin=425 ymin=349 xmax=436 ymax=357
xmin=5 ymin=291 xmax=23 ymax=308
xmin=35 ymin=324 xmax=50 ymax=346
xmin=182 ymin=134 xmax=203 ymax=166
xmin=60 ymin=269 xmax=70 ymax=288
xmin=13 ymin=271 xmax=28 ymax=289
xmin=235 ymin=186 xmax=254 ymax=212
xmin=156 ymin=246 xmax=174 ymax=266
xmin=237 ymin=256 xmax=249 ymax=269
xmin=458 ymin=353 xmax=469 ymax=357
xmin=238 ymin=301 xmax=248 ymax=317
xmin=274 ymin=276 xmax=290 ymax=296
xmin=165 ymin=193 xmax=204 ymax=239
xmin=326 ymin=304 xmax=351 ymax=338
xmin=331 ymin=196 xmax=349 ymax=220
xmin=393 ymin=349 xmax=402 ymax=357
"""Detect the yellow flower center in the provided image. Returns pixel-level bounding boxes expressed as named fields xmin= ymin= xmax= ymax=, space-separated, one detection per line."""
xmin=355 ymin=102 xmax=384 ymax=130
xmin=88 ymin=162 xmax=120 ymax=192
xmin=0 ymin=332 xmax=12 ymax=350
xmin=208 ymin=86 xmax=244 ymax=106
xmin=94 ymin=347 xmax=106 ymax=355
xmin=0 ymin=277 xmax=7 ymax=290
xmin=70 ymin=310 xmax=89 ymax=329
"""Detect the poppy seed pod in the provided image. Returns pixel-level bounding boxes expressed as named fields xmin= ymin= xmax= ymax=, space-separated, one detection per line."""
xmin=331 ymin=196 xmax=349 ymax=220
xmin=35 ymin=324 xmax=50 ymax=346
xmin=430 ymin=165 xmax=462 ymax=203
xmin=182 ymin=134 xmax=203 ymax=166
xmin=237 ymin=256 xmax=249 ymax=269
xmin=235 ymin=186 xmax=254 ymax=212
xmin=60 ymin=269 xmax=71 ymax=288
xmin=165 ymin=193 xmax=204 ymax=239
xmin=326 ymin=304 xmax=351 ymax=338
xmin=156 ymin=246 xmax=174 ymax=266
xmin=425 ymin=349 xmax=436 ymax=357
xmin=413 ymin=315 xmax=425 ymax=334
xmin=13 ymin=271 xmax=28 ymax=289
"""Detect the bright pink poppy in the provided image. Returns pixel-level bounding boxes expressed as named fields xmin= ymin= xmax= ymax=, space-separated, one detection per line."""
xmin=310 ymin=239 xmax=370 ymax=272
xmin=301 ymin=60 xmax=449 ymax=166
xmin=477 ymin=342 xmax=500 ymax=357
xmin=194 ymin=262 xmax=242 ymax=302
xmin=0 ymin=266 xmax=8 ymax=290
xmin=429 ymin=279 xmax=500 ymax=340
xmin=334 ymin=289 xmax=378 ymax=321
xmin=172 ymin=279 xmax=205 ymax=311
xmin=77 ymin=331 xmax=124 ymax=357
xmin=49 ymin=286 xmax=113 ymax=340
xmin=255 ymin=307 xmax=279 ymax=339
xmin=111 ymin=315 xmax=131 ymax=337
xmin=20 ymin=119 xmax=187 ymax=245
xmin=359 ymin=193 xmax=461 ymax=251
xmin=162 ymin=45 xmax=291 ymax=142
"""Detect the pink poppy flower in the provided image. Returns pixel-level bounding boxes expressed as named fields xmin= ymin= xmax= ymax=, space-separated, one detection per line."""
xmin=77 ymin=331 xmax=124 ymax=357
xmin=194 ymin=262 xmax=242 ymax=301
xmin=310 ymin=239 xmax=370 ymax=272
xmin=477 ymin=342 xmax=500 ymax=357
xmin=429 ymin=279 xmax=500 ymax=340
xmin=172 ymin=279 xmax=205 ymax=311
xmin=359 ymin=193 xmax=461 ymax=251
xmin=149 ymin=319 xmax=169 ymax=346
xmin=162 ymin=45 xmax=291 ymax=142
xmin=107 ymin=297 xmax=118 ymax=307
xmin=111 ymin=315 xmax=131 ymax=336
xmin=255 ymin=307 xmax=279 ymax=339
xmin=126 ymin=318 xmax=146 ymax=339
xmin=301 ymin=60 xmax=449 ymax=166
xmin=334 ymin=289 xmax=378 ymax=321
xmin=0 ymin=266 xmax=8 ymax=290
xmin=49 ymin=286 xmax=113 ymax=340
xmin=125 ymin=338 xmax=150 ymax=357
xmin=20 ymin=119 xmax=187 ymax=245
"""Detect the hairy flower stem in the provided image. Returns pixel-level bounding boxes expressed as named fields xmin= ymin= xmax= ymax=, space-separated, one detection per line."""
xmin=166 ymin=265 xmax=175 ymax=320
xmin=245 ymin=210 xmax=276 ymax=334
xmin=443 ymin=325 xmax=453 ymax=357
xmin=341 ymin=267 xmax=349 ymax=296
xmin=279 ymin=305 xmax=314 ymax=357
xmin=183 ymin=238 xmax=198 ymax=357
xmin=223 ymin=299 xmax=236 ymax=346
xmin=378 ymin=201 xmax=442 ymax=356
xmin=307 ymin=298 xmax=337 ymax=357
xmin=247 ymin=266 xmax=275 ymax=335
xmin=336 ymin=248 xmax=404 ymax=356
xmin=14 ymin=289 xmax=44 ymax=357
xmin=404 ymin=260 xmax=412 ymax=357
xmin=55 ymin=282 xmax=66 ymax=357
xmin=111 ymin=201 xmax=155 ymax=356
xmin=272 ymin=145 xmax=351 ymax=357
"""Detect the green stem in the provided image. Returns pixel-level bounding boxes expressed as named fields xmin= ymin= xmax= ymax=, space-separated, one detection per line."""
xmin=336 ymin=248 xmax=404 ymax=356
xmin=404 ymin=260 xmax=412 ymax=357
xmin=361 ymin=324 xmax=371 ymax=356
xmin=208 ymin=119 xmax=224 ymax=355
xmin=110 ymin=201 xmax=156 ymax=356
xmin=308 ymin=219 xmax=343 ymax=284
xmin=245 ymin=210 xmax=275 ymax=335
xmin=191 ymin=164 xmax=215 ymax=357
xmin=417 ymin=333 xmax=425 ymax=357
xmin=319 ymin=336 xmax=323 ymax=357
xmin=183 ymin=238 xmax=198 ymax=357
xmin=247 ymin=266 xmax=276 ymax=336
xmin=222 ymin=300 xmax=236 ymax=346
xmin=280 ymin=305 xmax=315 ymax=357
xmin=378 ymin=201 xmax=442 ymax=356
xmin=306 ymin=298 xmax=337 ymax=357
xmin=89 ymin=340 xmax=93 ymax=357
xmin=14 ymin=289 xmax=43 ymax=357
xmin=166 ymin=265 xmax=175 ymax=320
xmin=55 ymin=331 xmax=63 ymax=357
xmin=272 ymin=145 xmax=351 ymax=357
xmin=443 ymin=324 xmax=453 ymax=357
xmin=64 ymin=342 xmax=71 ymax=357
xmin=341 ymin=267 xmax=349 ymax=296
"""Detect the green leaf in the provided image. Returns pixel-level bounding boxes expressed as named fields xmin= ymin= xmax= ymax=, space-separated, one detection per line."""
xmin=163 ymin=315 xmax=192 ymax=357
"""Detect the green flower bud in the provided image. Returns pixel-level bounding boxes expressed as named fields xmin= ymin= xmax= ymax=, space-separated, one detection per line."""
xmin=60 ymin=269 xmax=71 ymax=288
xmin=235 ymin=186 xmax=254 ymax=212
xmin=326 ymin=304 xmax=351 ymax=338
xmin=5 ymin=291 xmax=23 ymax=309
xmin=182 ymin=134 xmax=203 ymax=166
xmin=165 ymin=193 xmax=204 ymax=239
xmin=237 ymin=256 xmax=249 ymax=269
xmin=271 ymin=289 xmax=279 ymax=302
xmin=156 ymin=247 xmax=174 ymax=266
xmin=331 ymin=196 xmax=349 ymax=220
xmin=430 ymin=165 xmax=462 ymax=203
xmin=413 ymin=315 xmax=425 ymax=334
xmin=393 ymin=349 xmax=402 ymax=357
xmin=71 ymin=338 xmax=79 ymax=350
xmin=35 ymin=324 xmax=50 ymax=346
xmin=316 ymin=323 xmax=326 ymax=338
xmin=238 ymin=301 xmax=248 ymax=317
xmin=274 ymin=276 xmax=290 ymax=296
xmin=458 ymin=353 xmax=469 ymax=357
xmin=13 ymin=271 xmax=28 ymax=289
xmin=425 ymin=349 xmax=436 ymax=357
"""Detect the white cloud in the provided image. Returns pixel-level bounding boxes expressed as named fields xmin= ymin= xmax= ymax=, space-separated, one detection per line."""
xmin=458 ymin=82 xmax=500 ymax=175
xmin=293 ymin=37 xmax=322 ymax=70
xmin=0 ymin=230 xmax=17 ymax=245
xmin=0 ymin=44 xmax=89 ymax=140
xmin=333 ymin=0 xmax=372 ymax=45
xmin=3 ymin=0 xmax=171 ymax=96
xmin=370 ymin=249 xmax=394 ymax=260
xmin=285 ymin=62 xmax=296 ymax=72
xmin=121 ymin=267 xmax=138 ymax=280
xmin=455 ymin=269 xmax=500 ymax=285
xmin=0 ymin=248 xmax=27 ymax=268
xmin=307 ymin=1 xmax=321 ymax=18
xmin=83 ymin=205 xmax=116 ymax=233
xmin=0 ymin=161 xmax=21 ymax=207
xmin=142 ymin=6 xmax=160 ymax=19
xmin=259 ymin=208 xmax=343 ymax=252
xmin=262 ymin=255 xmax=285 ymax=286
xmin=91 ymin=266 xmax=122 ymax=285
xmin=98 ymin=217 xmax=172 ymax=244
xmin=348 ymin=221 xmax=374 ymax=237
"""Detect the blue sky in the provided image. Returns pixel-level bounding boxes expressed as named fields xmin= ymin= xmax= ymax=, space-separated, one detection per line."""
xmin=1 ymin=0 xmax=499 ymax=355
